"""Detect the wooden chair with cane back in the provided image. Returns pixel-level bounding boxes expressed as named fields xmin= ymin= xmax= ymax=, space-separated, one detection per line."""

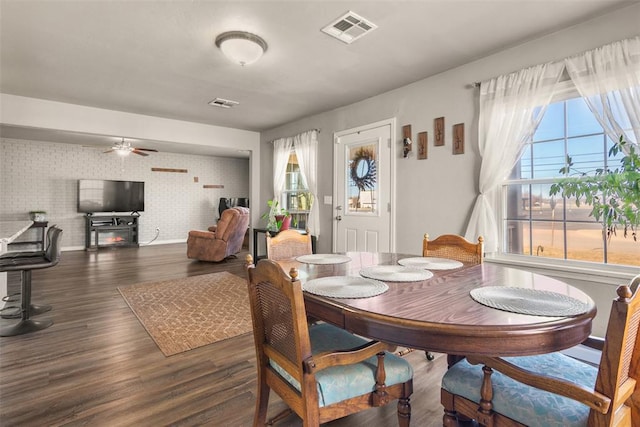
xmin=422 ymin=233 xmax=484 ymax=264
xmin=441 ymin=273 xmax=640 ymax=427
xmin=245 ymin=255 xmax=414 ymax=427
xmin=397 ymin=233 xmax=484 ymax=359
xmin=266 ymin=229 xmax=312 ymax=261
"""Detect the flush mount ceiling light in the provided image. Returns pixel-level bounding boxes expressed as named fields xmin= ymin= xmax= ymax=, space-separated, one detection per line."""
xmin=215 ymin=31 xmax=268 ymax=66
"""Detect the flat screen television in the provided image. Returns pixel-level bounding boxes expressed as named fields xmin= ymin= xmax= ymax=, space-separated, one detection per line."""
xmin=77 ymin=179 xmax=145 ymax=213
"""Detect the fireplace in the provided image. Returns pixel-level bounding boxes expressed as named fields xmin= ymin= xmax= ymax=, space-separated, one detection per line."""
xmin=92 ymin=229 xmax=132 ymax=247
xmin=85 ymin=215 xmax=139 ymax=250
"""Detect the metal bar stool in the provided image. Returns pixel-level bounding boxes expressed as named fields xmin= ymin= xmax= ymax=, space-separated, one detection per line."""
xmin=0 ymin=225 xmax=57 ymax=319
xmin=0 ymin=226 xmax=62 ymax=337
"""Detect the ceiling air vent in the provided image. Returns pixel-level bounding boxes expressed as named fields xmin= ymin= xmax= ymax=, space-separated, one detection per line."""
xmin=321 ymin=11 xmax=377 ymax=44
xmin=208 ymin=98 xmax=239 ymax=109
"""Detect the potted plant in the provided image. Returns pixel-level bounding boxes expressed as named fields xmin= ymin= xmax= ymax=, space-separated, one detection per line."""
xmin=549 ymin=135 xmax=639 ymax=241
xmin=261 ymin=198 xmax=291 ymax=232
xmin=29 ymin=210 xmax=47 ymax=222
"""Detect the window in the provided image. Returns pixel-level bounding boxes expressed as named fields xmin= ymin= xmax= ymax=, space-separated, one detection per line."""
xmin=281 ymin=152 xmax=311 ymax=229
xmin=347 ymin=143 xmax=378 ymax=214
xmin=502 ymin=96 xmax=639 ymax=267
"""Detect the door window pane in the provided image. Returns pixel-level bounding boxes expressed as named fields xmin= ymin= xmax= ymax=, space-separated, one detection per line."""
xmin=347 ymin=143 xmax=378 ymax=214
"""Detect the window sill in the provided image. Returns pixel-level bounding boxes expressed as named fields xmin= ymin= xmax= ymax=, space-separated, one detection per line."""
xmin=485 ymin=254 xmax=638 ymax=285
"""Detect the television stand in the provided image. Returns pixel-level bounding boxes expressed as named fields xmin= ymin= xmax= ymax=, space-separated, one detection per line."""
xmin=85 ymin=214 xmax=139 ymax=250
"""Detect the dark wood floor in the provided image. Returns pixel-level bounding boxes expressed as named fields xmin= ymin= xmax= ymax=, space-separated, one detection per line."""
xmin=0 ymin=243 xmax=449 ymax=426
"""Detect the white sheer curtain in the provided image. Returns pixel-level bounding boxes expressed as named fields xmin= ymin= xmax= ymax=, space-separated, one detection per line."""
xmin=565 ymin=37 xmax=640 ymax=146
xmin=465 ymin=62 xmax=564 ymax=252
xmin=294 ymin=130 xmax=319 ymax=238
xmin=272 ymin=137 xmax=294 ymax=202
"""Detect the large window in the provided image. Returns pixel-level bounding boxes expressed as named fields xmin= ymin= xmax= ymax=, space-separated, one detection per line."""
xmin=281 ymin=152 xmax=311 ymax=229
xmin=503 ymin=97 xmax=639 ymax=267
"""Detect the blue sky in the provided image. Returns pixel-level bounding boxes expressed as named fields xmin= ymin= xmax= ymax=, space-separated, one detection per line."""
xmin=518 ymin=97 xmax=623 ymax=179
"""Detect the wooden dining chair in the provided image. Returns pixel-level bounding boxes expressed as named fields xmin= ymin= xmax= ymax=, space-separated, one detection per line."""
xmin=398 ymin=233 xmax=485 ymax=360
xmin=441 ymin=273 xmax=640 ymax=427
xmin=266 ymin=229 xmax=312 ymax=261
xmin=245 ymin=255 xmax=414 ymax=427
xmin=422 ymin=233 xmax=484 ymax=264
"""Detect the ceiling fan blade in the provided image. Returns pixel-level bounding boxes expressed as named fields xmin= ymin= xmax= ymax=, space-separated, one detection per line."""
xmin=134 ymin=147 xmax=158 ymax=152
xmin=132 ymin=149 xmax=149 ymax=156
xmin=103 ymin=149 xmax=114 ymax=153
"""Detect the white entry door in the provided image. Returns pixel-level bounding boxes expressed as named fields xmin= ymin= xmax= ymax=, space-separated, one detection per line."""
xmin=333 ymin=120 xmax=395 ymax=253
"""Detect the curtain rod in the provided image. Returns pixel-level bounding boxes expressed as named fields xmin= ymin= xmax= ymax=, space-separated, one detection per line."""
xmin=470 ymin=36 xmax=637 ymax=90
xmin=268 ymin=128 xmax=320 ymax=144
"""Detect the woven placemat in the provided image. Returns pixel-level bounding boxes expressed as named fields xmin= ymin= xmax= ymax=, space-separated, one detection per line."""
xmin=470 ymin=286 xmax=593 ymax=317
xmin=359 ymin=265 xmax=433 ymax=282
xmin=303 ymin=276 xmax=388 ymax=298
xmin=296 ymin=254 xmax=352 ymax=265
xmin=397 ymin=257 xmax=463 ymax=270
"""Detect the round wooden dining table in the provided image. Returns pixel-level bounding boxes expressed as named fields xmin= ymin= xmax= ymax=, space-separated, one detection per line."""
xmin=275 ymin=252 xmax=597 ymax=358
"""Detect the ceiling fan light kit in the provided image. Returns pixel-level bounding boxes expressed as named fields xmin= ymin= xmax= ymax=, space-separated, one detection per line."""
xmin=215 ymin=30 xmax=268 ymax=66
xmin=105 ymin=138 xmax=158 ymax=157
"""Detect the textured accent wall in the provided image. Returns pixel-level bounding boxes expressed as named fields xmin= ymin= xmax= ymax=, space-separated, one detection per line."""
xmin=0 ymin=138 xmax=249 ymax=249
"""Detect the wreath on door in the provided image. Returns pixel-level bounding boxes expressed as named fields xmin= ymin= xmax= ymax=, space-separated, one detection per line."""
xmin=350 ymin=147 xmax=377 ymax=191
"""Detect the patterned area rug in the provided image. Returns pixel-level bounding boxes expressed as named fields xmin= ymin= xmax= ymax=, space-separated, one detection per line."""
xmin=118 ymin=272 xmax=252 ymax=356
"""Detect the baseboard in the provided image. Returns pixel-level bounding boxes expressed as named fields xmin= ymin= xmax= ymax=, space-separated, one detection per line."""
xmin=61 ymin=240 xmax=186 ymax=252
xmin=144 ymin=239 xmax=186 ymax=246
xmin=62 ymin=245 xmax=86 ymax=252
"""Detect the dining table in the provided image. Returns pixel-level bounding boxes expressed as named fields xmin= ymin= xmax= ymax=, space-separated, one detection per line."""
xmin=274 ymin=251 xmax=597 ymax=359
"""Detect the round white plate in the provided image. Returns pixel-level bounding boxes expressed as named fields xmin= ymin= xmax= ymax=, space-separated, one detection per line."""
xmin=303 ymin=276 xmax=388 ymax=298
xmin=397 ymin=256 xmax=463 ymax=270
xmin=359 ymin=265 xmax=433 ymax=282
xmin=296 ymin=254 xmax=352 ymax=265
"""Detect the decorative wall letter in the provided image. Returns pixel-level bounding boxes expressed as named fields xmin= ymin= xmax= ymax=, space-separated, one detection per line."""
xmin=434 ymin=117 xmax=444 ymax=146
xmin=417 ymin=131 xmax=428 ymax=159
xmin=453 ymin=123 xmax=464 ymax=155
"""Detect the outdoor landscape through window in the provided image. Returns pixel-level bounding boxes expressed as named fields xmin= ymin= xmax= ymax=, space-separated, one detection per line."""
xmin=503 ymin=97 xmax=638 ymax=267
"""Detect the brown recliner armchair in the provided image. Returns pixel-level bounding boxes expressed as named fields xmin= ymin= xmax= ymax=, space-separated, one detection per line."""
xmin=187 ymin=207 xmax=250 ymax=262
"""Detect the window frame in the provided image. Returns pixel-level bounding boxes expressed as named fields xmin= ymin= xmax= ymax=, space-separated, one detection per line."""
xmin=494 ymin=80 xmax=639 ymax=277
xmin=281 ymin=150 xmax=311 ymax=230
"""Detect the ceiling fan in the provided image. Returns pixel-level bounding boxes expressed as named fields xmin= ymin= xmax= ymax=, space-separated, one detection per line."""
xmin=104 ymin=138 xmax=158 ymax=156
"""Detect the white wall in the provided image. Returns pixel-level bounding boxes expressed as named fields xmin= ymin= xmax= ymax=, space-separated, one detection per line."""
xmin=260 ymin=4 xmax=640 ymax=257
xmin=0 ymin=138 xmax=249 ymax=249
xmin=260 ymin=4 xmax=640 ymax=336
xmin=0 ymin=94 xmax=263 ymax=231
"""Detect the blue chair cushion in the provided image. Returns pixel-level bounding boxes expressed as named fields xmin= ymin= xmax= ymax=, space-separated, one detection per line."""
xmin=441 ymin=353 xmax=599 ymax=427
xmin=269 ymin=322 xmax=413 ymax=407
